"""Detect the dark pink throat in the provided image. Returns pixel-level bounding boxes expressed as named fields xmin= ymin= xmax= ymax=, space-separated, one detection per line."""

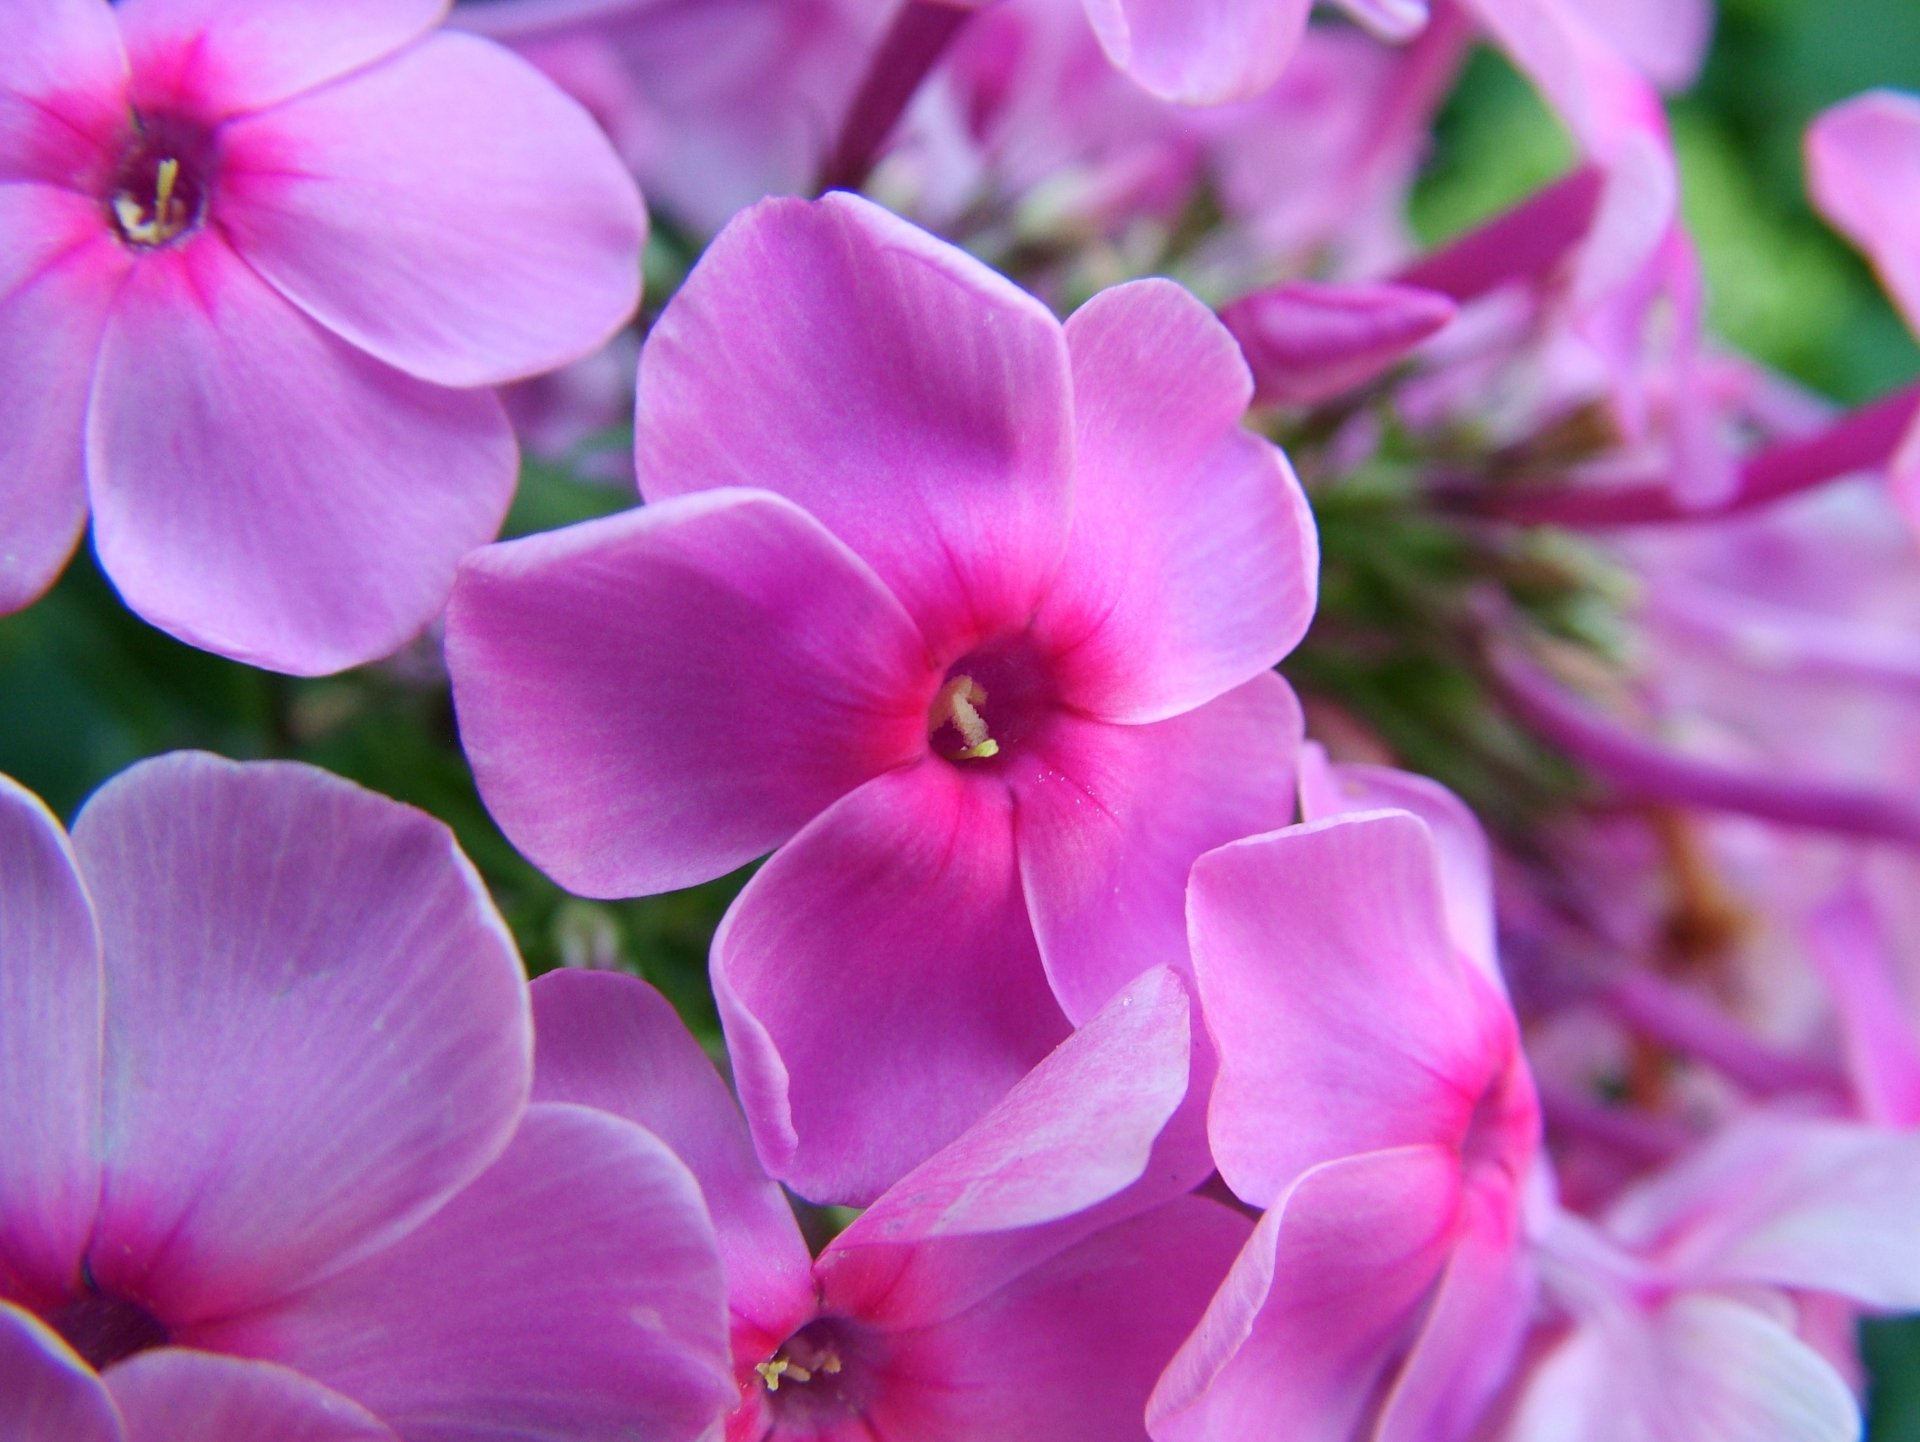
xmin=106 ymin=113 xmax=216 ymax=251
xmin=45 ymin=1285 xmax=171 ymax=1371
xmin=927 ymin=632 xmax=1059 ymax=766
xmin=1461 ymin=1055 xmax=1537 ymax=1182
xmin=756 ymin=1316 xmax=879 ymax=1433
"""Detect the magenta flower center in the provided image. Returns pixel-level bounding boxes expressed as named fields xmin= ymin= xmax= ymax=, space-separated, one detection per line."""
xmin=1461 ymin=1055 xmax=1536 ymax=1183
xmin=107 ymin=117 xmax=214 ymax=251
xmin=754 ymin=1316 xmax=878 ymax=1431
xmin=44 ymin=1282 xmax=171 ymax=1372
xmin=927 ymin=633 xmax=1058 ymax=764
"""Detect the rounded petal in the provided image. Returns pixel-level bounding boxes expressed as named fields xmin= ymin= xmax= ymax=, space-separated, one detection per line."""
xmin=0 ymin=1303 xmax=120 ymax=1442
xmin=0 ymin=775 xmax=103 ymax=1310
xmin=636 ymin=193 xmax=1075 ymax=662
xmin=201 ymin=1104 xmax=735 ymax=1442
xmin=715 ymin=760 xmax=1071 ymax=1205
xmin=72 ymin=753 xmax=532 ymax=1324
xmin=446 ymin=490 xmax=933 ymax=898
xmin=0 ymin=188 xmax=129 ymax=615
xmin=1015 ymin=673 xmax=1302 ymax=1026
xmin=0 ymin=0 xmax=126 ymax=188
xmin=114 ymin=0 xmax=449 ymax=120
xmin=1807 ymin=91 xmax=1920 ymax=336
xmin=220 ymin=31 xmax=645 ymax=389
xmin=1083 ymin=0 xmax=1313 ymax=105
xmin=529 ymin=971 xmax=813 ymax=1339
xmin=106 ymin=1351 xmax=395 ymax=1442
xmin=1189 ymin=811 xmax=1514 ymax=1206
xmin=86 ymin=237 xmax=515 ymax=675
xmin=1036 ymin=281 xmax=1317 ymax=724
xmin=1147 ymin=1147 xmax=1463 ymax=1442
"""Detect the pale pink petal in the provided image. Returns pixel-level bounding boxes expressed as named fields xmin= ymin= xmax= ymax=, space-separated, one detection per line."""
xmin=1015 ymin=674 xmax=1302 ymax=1025
xmin=107 ymin=1351 xmax=395 ymax=1442
xmin=73 ymin=753 xmax=531 ymax=1323
xmin=1806 ymin=886 xmax=1920 ymax=1126
xmin=1604 ymin=1116 xmax=1920 ymax=1309
xmin=1580 ymin=0 xmax=1714 ymax=92
xmin=635 ymin=192 xmax=1074 ymax=662
xmin=1334 ymin=0 xmax=1429 ymax=43
xmin=1504 ymin=1296 xmax=1859 ymax=1442
xmin=1220 ymin=280 xmax=1456 ymax=411
xmin=872 ymin=1197 xmax=1251 ymax=1442
xmin=1297 ymin=749 xmax=1500 ymax=988
xmin=1807 ymin=91 xmax=1920 ymax=335
xmin=1083 ymin=0 xmax=1314 ymax=106
xmin=0 ymin=188 xmax=128 ymax=615
xmin=1036 ymin=281 xmax=1317 ymax=724
xmin=221 ymin=32 xmax=644 ymax=389
xmin=1147 ymin=1147 xmax=1464 ymax=1442
xmin=446 ymin=490 xmax=932 ymax=898
xmin=86 ymin=237 xmax=515 ymax=676
xmin=0 ymin=1304 xmax=119 ymax=1442
xmin=1190 ymin=811 xmax=1511 ymax=1206
xmin=0 ymin=775 xmax=102 ymax=1311
xmin=528 ymin=971 xmax=812 ymax=1339
xmin=715 ymin=760 xmax=1071 ymax=1206
xmin=0 ymin=0 xmax=126 ymax=188
xmin=114 ymin=0 xmax=448 ymax=120
xmin=201 ymin=1104 xmax=734 ymax=1442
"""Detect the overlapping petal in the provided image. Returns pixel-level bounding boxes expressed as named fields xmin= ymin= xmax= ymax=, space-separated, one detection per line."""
xmin=1082 ymin=0 xmax=1314 ymax=106
xmin=105 ymin=1351 xmax=397 ymax=1442
xmin=0 ymin=0 xmax=126 ymax=187
xmin=1807 ymin=91 xmax=1920 ymax=335
xmin=0 ymin=1305 xmax=119 ymax=1442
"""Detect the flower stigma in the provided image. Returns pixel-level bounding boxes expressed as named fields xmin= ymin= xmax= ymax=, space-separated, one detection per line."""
xmin=931 ymin=674 xmax=999 ymax=760
xmin=113 ymin=156 xmax=192 ymax=248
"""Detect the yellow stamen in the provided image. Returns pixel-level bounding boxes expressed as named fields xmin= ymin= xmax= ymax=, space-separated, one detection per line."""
xmin=114 ymin=158 xmax=187 ymax=247
xmin=933 ymin=675 xmax=1000 ymax=760
xmin=755 ymin=1348 xmax=841 ymax=1392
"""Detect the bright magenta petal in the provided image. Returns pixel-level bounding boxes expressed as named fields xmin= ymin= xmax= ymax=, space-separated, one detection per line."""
xmin=221 ymin=31 xmax=644 ymax=389
xmin=1015 ymin=674 xmax=1302 ymax=1025
xmin=1082 ymin=0 xmax=1313 ymax=105
xmin=114 ymin=0 xmax=448 ymax=120
xmin=447 ymin=490 xmax=933 ymax=898
xmin=636 ymin=192 xmax=1074 ymax=662
xmin=0 ymin=1304 xmax=119 ymax=1442
xmin=86 ymin=238 xmax=515 ymax=675
xmin=715 ymin=760 xmax=1071 ymax=1205
xmin=106 ymin=1352 xmax=395 ymax=1442
xmin=1148 ymin=1147 xmax=1463 ymax=1442
xmin=1038 ymin=281 xmax=1316 ymax=724
xmin=0 ymin=776 xmax=102 ymax=1312
xmin=73 ymin=754 xmax=531 ymax=1323
xmin=1807 ymin=91 xmax=1920 ymax=336
xmin=0 ymin=0 xmax=125 ymax=188
xmin=1190 ymin=811 xmax=1509 ymax=1206
xmin=203 ymin=1104 xmax=734 ymax=1442
xmin=0 ymin=188 xmax=128 ymax=615
xmin=529 ymin=971 xmax=812 ymax=1339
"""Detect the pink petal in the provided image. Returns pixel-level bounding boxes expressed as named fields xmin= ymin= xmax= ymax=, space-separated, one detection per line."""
xmin=1220 ymin=280 xmax=1456 ymax=411
xmin=114 ymin=0 xmax=448 ymax=120
xmin=1189 ymin=811 xmax=1512 ymax=1206
xmin=1082 ymin=0 xmax=1314 ymax=105
xmin=1604 ymin=1116 xmax=1920 ymax=1309
xmin=86 ymin=236 xmax=515 ymax=675
xmin=872 ymin=1197 xmax=1251 ymax=1442
xmin=0 ymin=775 xmax=102 ymax=1311
xmin=1147 ymin=1147 xmax=1464 ymax=1442
xmin=1334 ymin=0 xmax=1429 ymax=42
xmin=1807 ymin=91 xmax=1920 ymax=336
xmin=528 ymin=971 xmax=812 ymax=1340
xmin=220 ymin=31 xmax=644 ymax=389
xmin=1036 ymin=281 xmax=1317 ymax=724
xmin=635 ymin=192 xmax=1074 ymax=663
xmin=1806 ymin=886 xmax=1920 ymax=1126
xmin=0 ymin=1304 xmax=119 ymax=1442
xmin=446 ymin=490 xmax=933 ymax=898
xmin=106 ymin=1351 xmax=395 ymax=1442
xmin=0 ymin=188 xmax=128 ymax=615
xmin=714 ymin=760 xmax=1071 ymax=1205
xmin=0 ymin=0 xmax=125 ymax=188
xmin=1015 ymin=673 xmax=1302 ymax=1025
xmin=72 ymin=753 xmax=531 ymax=1323
xmin=1505 ymin=1296 xmax=1859 ymax=1442
xmin=202 ymin=1104 xmax=734 ymax=1442
xmin=1580 ymin=0 xmax=1714 ymax=92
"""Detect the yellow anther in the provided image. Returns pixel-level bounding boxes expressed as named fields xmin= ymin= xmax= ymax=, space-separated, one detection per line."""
xmin=933 ymin=675 xmax=1000 ymax=760
xmin=113 ymin=158 xmax=188 ymax=247
xmin=756 ymin=1357 xmax=817 ymax=1391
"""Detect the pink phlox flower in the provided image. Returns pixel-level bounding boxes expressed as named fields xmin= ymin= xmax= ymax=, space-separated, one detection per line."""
xmin=0 ymin=0 xmax=645 ymax=672
xmin=446 ymin=191 xmax=1318 ymax=1204
xmin=0 ymin=754 xmax=733 ymax=1441
xmin=529 ymin=964 xmax=1248 ymax=1442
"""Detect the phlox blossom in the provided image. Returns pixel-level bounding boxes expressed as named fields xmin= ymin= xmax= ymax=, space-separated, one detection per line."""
xmin=0 ymin=754 xmax=732 ymax=1441
xmin=446 ymin=191 xmax=1317 ymax=1203
xmin=530 ymin=963 xmax=1247 ymax=1442
xmin=0 ymin=0 xmax=645 ymax=672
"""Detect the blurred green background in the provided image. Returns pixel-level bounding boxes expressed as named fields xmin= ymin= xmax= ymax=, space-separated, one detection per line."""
xmin=3 ymin=0 xmax=1918 ymax=1426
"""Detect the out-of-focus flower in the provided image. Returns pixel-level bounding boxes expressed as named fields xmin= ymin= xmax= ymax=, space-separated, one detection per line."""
xmin=447 ymin=191 xmax=1318 ymax=1204
xmin=530 ymin=964 xmax=1247 ymax=1442
xmin=0 ymin=754 xmax=732 ymax=1441
xmin=0 ymin=0 xmax=645 ymax=672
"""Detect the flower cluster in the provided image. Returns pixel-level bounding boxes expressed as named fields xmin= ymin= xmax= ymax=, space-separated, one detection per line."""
xmin=5 ymin=0 xmax=1920 ymax=1439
